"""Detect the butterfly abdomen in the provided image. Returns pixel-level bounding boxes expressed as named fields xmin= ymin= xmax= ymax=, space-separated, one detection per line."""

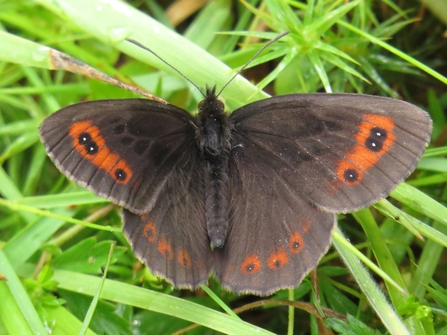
xmin=196 ymin=87 xmax=233 ymax=249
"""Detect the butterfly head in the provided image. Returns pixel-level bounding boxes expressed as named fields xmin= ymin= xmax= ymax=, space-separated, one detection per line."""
xmin=198 ymin=85 xmax=225 ymax=119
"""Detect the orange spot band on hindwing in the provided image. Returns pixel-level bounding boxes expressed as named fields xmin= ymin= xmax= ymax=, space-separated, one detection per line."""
xmin=241 ymin=255 xmax=262 ymax=275
xmin=267 ymin=249 xmax=289 ymax=270
xmin=336 ymin=114 xmax=396 ymax=186
xmin=289 ymin=231 xmax=304 ymax=254
xmin=69 ymin=120 xmax=133 ymax=184
xmin=177 ymin=250 xmax=192 ymax=268
xmin=301 ymin=217 xmax=312 ymax=233
xmin=143 ymin=220 xmax=156 ymax=243
xmin=157 ymin=239 xmax=174 ymax=260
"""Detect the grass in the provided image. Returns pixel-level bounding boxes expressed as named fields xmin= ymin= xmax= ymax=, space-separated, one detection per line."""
xmin=0 ymin=0 xmax=447 ymax=334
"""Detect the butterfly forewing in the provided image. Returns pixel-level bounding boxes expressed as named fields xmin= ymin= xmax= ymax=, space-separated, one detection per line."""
xmin=229 ymin=94 xmax=432 ymax=213
xmin=39 ymin=99 xmax=197 ymax=214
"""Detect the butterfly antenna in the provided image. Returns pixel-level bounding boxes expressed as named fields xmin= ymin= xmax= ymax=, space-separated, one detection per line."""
xmin=126 ymin=38 xmax=206 ymax=98
xmin=127 ymin=31 xmax=289 ymax=99
xmin=216 ymin=31 xmax=290 ymax=97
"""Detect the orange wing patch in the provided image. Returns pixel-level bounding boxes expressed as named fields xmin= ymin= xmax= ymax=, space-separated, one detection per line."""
xmin=143 ymin=219 xmax=157 ymax=243
xmin=267 ymin=249 xmax=289 ymax=270
xmin=177 ymin=250 xmax=192 ymax=268
xmin=157 ymin=238 xmax=174 ymax=260
xmin=69 ymin=120 xmax=133 ymax=184
xmin=336 ymin=114 xmax=395 ymax=186
xmin=241 ymin=255 xmax=262 ymax=274
xmin=289 ymin=231 xmax=305 ymax=254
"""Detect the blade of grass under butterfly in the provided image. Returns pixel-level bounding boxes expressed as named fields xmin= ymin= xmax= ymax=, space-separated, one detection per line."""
xmin=53 ymin=270 xmax=275 ymax=335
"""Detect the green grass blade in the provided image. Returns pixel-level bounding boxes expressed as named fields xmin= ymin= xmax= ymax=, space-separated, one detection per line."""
xmin=53 ymin=270 xmax=275 ymax=335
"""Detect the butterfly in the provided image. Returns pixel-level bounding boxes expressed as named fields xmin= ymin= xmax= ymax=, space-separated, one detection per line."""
xmin=39 ymin=80 xmax=431 ymax=296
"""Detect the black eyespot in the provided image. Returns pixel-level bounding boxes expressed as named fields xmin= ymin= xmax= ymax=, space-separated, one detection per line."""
xmin=78 ymin=133 xmax=98 ymax=154
xmin=291 ymin=241 xmax=300 ymax=250
xmin=78 ymin=132 xmax=92 ymax=144
xmin=115 ymin=169 xmax=127 ymax=181
xmin=365 ymin=127 xmax=386 ymax=152
xmin=344 ymin=168 xmax=359 ymax=183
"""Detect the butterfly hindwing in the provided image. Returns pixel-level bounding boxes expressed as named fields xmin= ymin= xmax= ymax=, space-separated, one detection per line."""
xmin=39 ymin=99 xmax=197 ymax=214
xmin=122 ymin=150 xmax=212 ymax=289
xmin=229 ymin=93 xmax=432 ymax=213
xmin=214 ymin=151 xmax=335 ymax=295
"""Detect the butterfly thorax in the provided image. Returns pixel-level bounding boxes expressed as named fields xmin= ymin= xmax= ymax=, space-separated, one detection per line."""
xmin=196 ymin=86 xmax=232 ymax=158
xmin=195 ymin=85 xmax=233 ymax=249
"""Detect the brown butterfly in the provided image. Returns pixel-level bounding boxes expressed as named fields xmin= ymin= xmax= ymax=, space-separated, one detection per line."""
xmin=40 ymin=85 xmax=431 ymax=295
